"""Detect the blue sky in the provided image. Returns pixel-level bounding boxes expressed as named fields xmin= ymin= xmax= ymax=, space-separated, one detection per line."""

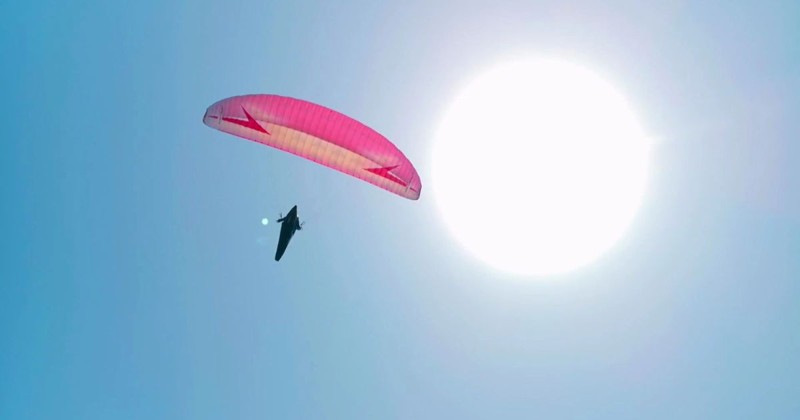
xmin=2 ymin=0 xmax=799 ymax=418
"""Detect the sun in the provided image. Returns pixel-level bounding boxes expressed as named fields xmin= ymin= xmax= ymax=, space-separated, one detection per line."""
xmin=432 ymin=58 xmax=651 ymax=276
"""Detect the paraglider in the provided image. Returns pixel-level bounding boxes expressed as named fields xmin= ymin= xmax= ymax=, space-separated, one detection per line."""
xmin=274 ymin=205 xmax=303 ymax=261
xmin=203 ymin=94 xmax=422 ymax=199
xmin=203 ymin=94 xmax=421 ymax=262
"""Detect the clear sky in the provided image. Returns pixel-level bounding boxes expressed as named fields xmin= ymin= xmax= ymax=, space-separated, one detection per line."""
xmin=2 ymin=0 xmax=799 ymax=418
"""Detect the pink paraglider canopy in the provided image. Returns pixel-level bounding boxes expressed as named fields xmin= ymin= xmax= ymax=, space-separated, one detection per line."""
xmin=203 ymin=94 xmax=421 ymax=200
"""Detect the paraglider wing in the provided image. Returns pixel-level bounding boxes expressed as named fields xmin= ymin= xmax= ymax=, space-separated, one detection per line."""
xmin=203 ymin=95 xmax=422 ymax=200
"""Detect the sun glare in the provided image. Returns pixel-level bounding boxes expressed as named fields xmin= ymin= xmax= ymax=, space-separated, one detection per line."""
xmin=432 ymin=58 xmax=650 ymax=276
